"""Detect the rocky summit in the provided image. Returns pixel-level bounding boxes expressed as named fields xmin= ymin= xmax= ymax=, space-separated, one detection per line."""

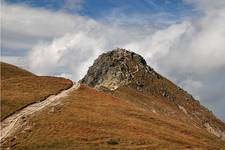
xmin=81 ymin=48 xmax=156 ymax=90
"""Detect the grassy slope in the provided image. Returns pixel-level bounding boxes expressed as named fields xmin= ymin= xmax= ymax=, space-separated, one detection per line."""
xmin=4 ymin=85 xmax=225 ymax=150
xmin=0 ymin=62 xmax=73 ymax=120
xmin=0 ymin=62 xmax=35 ymax=80
xmin=1 ymin=76 xmax=72 ymax=120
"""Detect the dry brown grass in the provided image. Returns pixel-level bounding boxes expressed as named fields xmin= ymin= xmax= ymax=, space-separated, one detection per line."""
xmin=0 ymin=62 xmax=34 ymax=80
xmin=0 ymin=76 xmax=72 ymax=120
xmin=0 ymin=62 xmax=73 ymax=120
xmin=3 ymin=85 xmax=225 ymax=150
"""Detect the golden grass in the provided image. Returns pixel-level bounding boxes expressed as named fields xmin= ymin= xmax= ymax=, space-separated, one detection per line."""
xmin=0 ymin=62 xmax=34 ymax=80
xmin=3 ymin=85 xmax=225 ymax=150
xmin=0 ymin=76 xmax=72 ymax=120
xmin=0 ymin=62 xmax=72 ymax=120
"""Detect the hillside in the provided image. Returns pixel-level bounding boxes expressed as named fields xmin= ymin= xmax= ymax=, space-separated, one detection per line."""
xmin=2 ymin=84 xmax=225 ymax=149
xmin=1 ymin=49 xmax=225 ymax=149
xmin=0 ymin=62 xmax=73 ymax=120
xmin=0 ymin=62 xmax=34 ymax=80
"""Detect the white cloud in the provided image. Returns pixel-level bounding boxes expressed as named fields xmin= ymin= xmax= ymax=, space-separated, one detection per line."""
xmin=27 ymin=20 xmax=155 ymax=80
xmin=1 ymin=2 xmax=90 ymax=53
xmin=124 ymin=22 xmax=190 ymax=69
xmin=185 ymin=0 xmax=225 ymax=12
xmin=28 ymin=31 xmax=106 ymax=79
xmin=158 ymin=3 xmax=225 ymax=75
xmin=180 ymin=79 xmax=203 ymax=100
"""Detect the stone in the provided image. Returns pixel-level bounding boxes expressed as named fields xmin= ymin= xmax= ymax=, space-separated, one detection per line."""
xmin=80 ymin=48 xmax=153 ymax=90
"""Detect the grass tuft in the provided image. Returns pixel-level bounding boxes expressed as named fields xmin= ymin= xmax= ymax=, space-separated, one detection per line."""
xmin=106 ymin=139 xmax=119 ymax=145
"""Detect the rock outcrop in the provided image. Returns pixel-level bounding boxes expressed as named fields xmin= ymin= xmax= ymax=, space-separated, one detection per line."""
xmin=81 ymin=48 xmax=156 ymax=90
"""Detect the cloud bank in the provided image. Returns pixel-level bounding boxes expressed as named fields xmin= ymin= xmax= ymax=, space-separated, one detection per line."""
xmin=1 ymin=1 xmax=225 ymax=120
xmin=1 ymin=2 xmax=86 ymax=54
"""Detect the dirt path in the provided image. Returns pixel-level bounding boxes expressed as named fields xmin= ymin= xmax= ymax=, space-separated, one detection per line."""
xmin=0 ymin=82 xmax=80 ymax=142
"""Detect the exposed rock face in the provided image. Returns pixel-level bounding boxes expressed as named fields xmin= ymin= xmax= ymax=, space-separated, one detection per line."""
xmin=81 ymin=48 xmax=225 ymax=140
xmin=81 ymin=48 xmax=155 ymax=90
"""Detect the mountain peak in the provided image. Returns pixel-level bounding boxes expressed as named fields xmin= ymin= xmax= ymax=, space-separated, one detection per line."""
xmin=81 ymin=48 xmax=155 ymax=90
xmin=81 ymin=49 xmax=225 ymax=140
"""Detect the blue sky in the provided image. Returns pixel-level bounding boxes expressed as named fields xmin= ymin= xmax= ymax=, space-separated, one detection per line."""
xmin=5 ymin=0 xmax=196 ymax=22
